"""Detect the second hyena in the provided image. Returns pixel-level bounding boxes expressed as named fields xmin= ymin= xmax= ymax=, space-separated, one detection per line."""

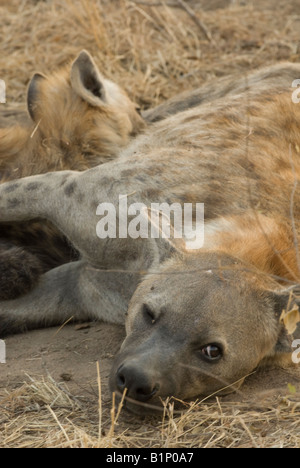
xmin=0 ymin=50 xmax=144 ymax=299
xmin=0 ymin=63 xmax=300 ymax=412
xmin=0 ymin=50 xmax=144 ymax=180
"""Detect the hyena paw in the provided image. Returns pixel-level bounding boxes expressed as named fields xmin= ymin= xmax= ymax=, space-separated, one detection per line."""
xmin=0 ymin=242 xmax=43 ymax=300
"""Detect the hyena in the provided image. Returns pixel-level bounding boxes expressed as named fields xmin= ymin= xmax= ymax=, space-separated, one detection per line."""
xmin=0 ymin=109 xmax=29 ymax=128
xmin=0 ymin=63 xmax=300 ymax=413
xmin=0 ymin=50 xmax=144 ymax=299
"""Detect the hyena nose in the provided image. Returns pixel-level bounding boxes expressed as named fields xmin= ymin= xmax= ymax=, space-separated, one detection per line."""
xmin=116 ymin=363 xmax=159 ymax=402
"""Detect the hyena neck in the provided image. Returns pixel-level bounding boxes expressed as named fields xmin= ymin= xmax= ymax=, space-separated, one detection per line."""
xmin=0 ymin=124 xmax=30 ymax=176
xmin=204 ymin=214 xmax=300 ymax=283
xmin=0 ymin=123 xmax=48 ymax=180
xmin=0 ymin=123 xmax=30 ymax=155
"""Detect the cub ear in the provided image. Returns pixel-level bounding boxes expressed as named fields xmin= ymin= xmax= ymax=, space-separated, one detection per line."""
xmin=265 ymin=286 xmax=300 ymax=367
xmin=27 ymin=73 xmax=47 ymax=121
xmin=70 ymin=50 xmax=106 ymax=107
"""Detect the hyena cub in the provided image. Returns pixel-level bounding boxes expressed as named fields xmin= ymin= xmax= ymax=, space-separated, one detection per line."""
xmin=0 ymin=50 xmax=144 ymax=179
xmin=0 ymin=50 xmax=145 ymax=299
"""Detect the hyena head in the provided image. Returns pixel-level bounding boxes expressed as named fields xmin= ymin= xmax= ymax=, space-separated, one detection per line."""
xmin=27 ymin=50 xmax=145 ymax=167
xmin=110 ymin=251 xmax=299 ymax=413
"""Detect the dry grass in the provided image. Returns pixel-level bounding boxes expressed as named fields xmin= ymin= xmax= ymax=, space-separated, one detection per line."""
xmin=0 ymin=374 xmax=299 ymax=448
xmin=1 ymin=0 xmax=300 ymax=448
xmin=1 ymin=0 xmax=300 ymax=108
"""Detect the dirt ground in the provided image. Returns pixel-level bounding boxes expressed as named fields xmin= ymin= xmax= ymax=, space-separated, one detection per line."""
xmin=0 ymin=0 xmax=300 ymax=448
xmin=0 ymin=323 xmax=126 ymax=424
xmin=1 ymin=321 xmax=299 ymax=447
xmin=1 ymin=321 xmax=299 ymax=408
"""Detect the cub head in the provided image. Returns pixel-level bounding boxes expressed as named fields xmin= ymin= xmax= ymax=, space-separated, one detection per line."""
xmin=27 ymin=50 xmax=145 ymax=168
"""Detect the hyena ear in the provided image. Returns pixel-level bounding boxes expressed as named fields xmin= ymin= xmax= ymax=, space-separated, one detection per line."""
xmin=144 ymin=207 xmax=185 ymax=265
xmin=70 ymin=50 xmax=106 ymax=107
xmin=27 ymin=73 xmax=47 ymax=121
xmin=265 ymin=287 xmax=300 ymax=366
xmin=152 ymin=234 xmax=185 ymax=265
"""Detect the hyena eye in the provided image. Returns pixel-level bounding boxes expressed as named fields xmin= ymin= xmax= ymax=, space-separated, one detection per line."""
xmin=201 ymin=344 xmax=222 ymax=361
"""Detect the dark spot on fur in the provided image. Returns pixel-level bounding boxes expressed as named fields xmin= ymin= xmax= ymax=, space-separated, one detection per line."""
xmin=4 ymin=183 xmax=19 ymax=194
xmin=142 ymin=188 xmax=161 ymax=201
xmin=26 ymin=182 xmax=41 ymax=191
xmin=121 ymin=169 xmax=135 ymax=178
xmin=91 ymin=199 xmax=102 ymax=212
xmin=76 ymin=192 xmax=85 ymax=203
xmin=8 ymin=198 xmax=21 ymax=209
xmin=64 ymin=181 xmax=77 ymax=196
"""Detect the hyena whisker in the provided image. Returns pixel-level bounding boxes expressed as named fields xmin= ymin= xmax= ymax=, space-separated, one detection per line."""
xmin=85 ymin=265 xmax=299 ymax=285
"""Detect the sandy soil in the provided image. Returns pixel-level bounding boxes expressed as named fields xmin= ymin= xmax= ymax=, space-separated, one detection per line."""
xmin=0 ymin=323 xmax=125 ymax=409
xmin=1 ymin=321 xmax=299 ymax=414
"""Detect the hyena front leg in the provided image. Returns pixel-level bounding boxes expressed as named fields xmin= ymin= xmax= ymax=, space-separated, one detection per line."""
xmin=0 ymin=165 xmax=170 ymax=269
xmin=0 ymin=170 xmax=98 ymax=259
xmin=0 ymin=170 xmax=77 ymax=223
xmin=0 ymin=259 xmax=135 ymax=337
xmin=0 ymin=261 xmax=85 ymax=337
